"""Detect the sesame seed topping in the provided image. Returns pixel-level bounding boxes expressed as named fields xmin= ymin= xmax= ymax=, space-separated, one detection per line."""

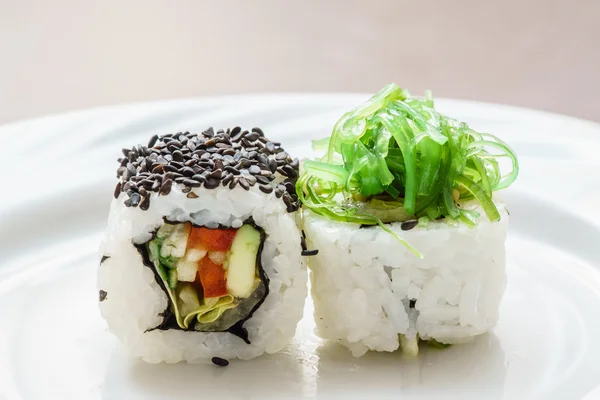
xmin=114 ymin=127 xmax=299 ymax=212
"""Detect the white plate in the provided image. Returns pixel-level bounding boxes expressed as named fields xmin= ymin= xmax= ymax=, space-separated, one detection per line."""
xmin=1 ymin=94 xmax=600 ymax=400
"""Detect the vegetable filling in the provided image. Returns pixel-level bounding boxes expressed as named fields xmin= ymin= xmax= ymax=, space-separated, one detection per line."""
xmin=140 ymin=220 xmax=268 ymax=336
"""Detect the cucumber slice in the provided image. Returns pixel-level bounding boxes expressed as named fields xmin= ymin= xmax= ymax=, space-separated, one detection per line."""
xmin=226 ymin=225 xmax=261 ymax=298
xmin=160 ymin=255 xmax=177 ymax=269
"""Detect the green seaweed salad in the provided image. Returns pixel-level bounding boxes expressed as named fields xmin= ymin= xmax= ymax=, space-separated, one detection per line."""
xmin=296 ymin=83 xmax=519 ymax=257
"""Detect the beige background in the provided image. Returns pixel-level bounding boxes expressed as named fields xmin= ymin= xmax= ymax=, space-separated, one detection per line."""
xmin=1 ymin=0 xmax=599 ymax=124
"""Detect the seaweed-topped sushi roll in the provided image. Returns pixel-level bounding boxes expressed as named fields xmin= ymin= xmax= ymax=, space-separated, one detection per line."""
xmin=98 ymin=127 xmax=307 ymax=363
xmin=298 ymin=84 xmax=519 ymax=356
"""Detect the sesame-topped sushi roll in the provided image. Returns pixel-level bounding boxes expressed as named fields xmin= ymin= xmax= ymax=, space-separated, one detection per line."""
xmin=298 ymin=84 xmax=519 ymax=357
xmin=98 ymin=127 xmax=307 ymax=363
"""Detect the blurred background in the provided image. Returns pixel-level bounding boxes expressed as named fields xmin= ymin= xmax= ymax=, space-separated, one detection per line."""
xmin=1 ymin=0 xmax=599 ymax=124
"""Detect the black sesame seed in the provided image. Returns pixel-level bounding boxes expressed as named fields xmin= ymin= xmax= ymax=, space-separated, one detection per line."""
xmin=256 ymin=175 xmax=270 ymax=185
xmin=159 ymin=179 xmax=173 ymax=195
xmin=204 ymin=178 xmax=220 ymax=189
xmin=259 ymin=184 xmax=273 ymax=194
xmin=99 ymin=290 xmax=107 ymax=302
xmin=191 ymin=174 xmax=206 ymax=182
xmin=129 ymin=192 xmax=141 ymax=206
xmin=248 ymin=165 xmax=261 ymax=175
xmin=301 ymin=249 xmax=319 ymax=256
xmin=282 ymin=165 xmax=297 ymax=178
xmin=229 ymin=177 xmax=238 ymax=189
xmin=204 ymin=127 xmax=215 ymax=137
xmin=113 ymin=182 xmax=122 ymax=199
xmin=300 ymin=236 xmax=307 ymax=251
xmin=230 ymin=126 xmax=241 ymax=136
xmin=182 ymin=178 xmax=202 ymax=187
xmin=277 ymin=167 xmax=288 ymax=177
xmin=400 ymin=220 xmax=419 ymax=231
xmin=172 ymin=150 xmax=183 ymax=162
xmin=163 ymin=164 xmax=178 ymax=173
xmin=222 ymin=173 xmax=234 ymax=186
xmin=282 ymin=181 xmax=293 ymax=192
xmin=140 ymin=195 xmax=150 ymax=210
xmin=269 ymin=159 xmax=278 ymax=173
xmin=276 ymin=152 xmax=288 ymax=160
xmin=245 ymin=175 xmax=257 ymax=185
xmin=237 ymin=159 xmax=252 ymax=168
xmin=257 ymin=154 xmax=269 ymax=166
xmin=164 ymin=172 xmax=181 ymax=180
xmin=170 ymin=161 xmax=184 ymax=169
xmin=182 ymin=186 xmax=192 ymax=193
xmin=147 ymin=134 xmax=159 ymax=148
xmin=274 ymin=188 xmax=283 ymax=198
xmin=409 ymin=299 xmax=417 ymax=308
xmin=211 ymin=357 xmax=229 ymax=367
xmin=239 ymin=177 xmax=250 ymax=190
xmin=181 ymin=167 xmax=195 ymax=177
xmin=231 ymin=130 xmax=244 ymax=142
xmin=251 ymin=127 xmax=264 ymax=135
xmin=127 ymin=163 xmax=137 ymax=176
xmin=225 ymin=166 xmax=240 ymax=175
xmin=208 ymin=169 xmax=222 ymax=179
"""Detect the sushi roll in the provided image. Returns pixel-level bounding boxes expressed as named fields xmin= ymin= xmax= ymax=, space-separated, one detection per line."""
xmin=98 ymin=127 xmax=307 ymax=363
xmin=297 ymin=84 xmax=519 ymax=357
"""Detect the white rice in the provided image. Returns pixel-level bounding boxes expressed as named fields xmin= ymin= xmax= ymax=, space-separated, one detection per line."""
xmin=304 ymin=200 xmax=508 ymax=357
xmin=98 ymin=183 xmax=307 ymax=363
